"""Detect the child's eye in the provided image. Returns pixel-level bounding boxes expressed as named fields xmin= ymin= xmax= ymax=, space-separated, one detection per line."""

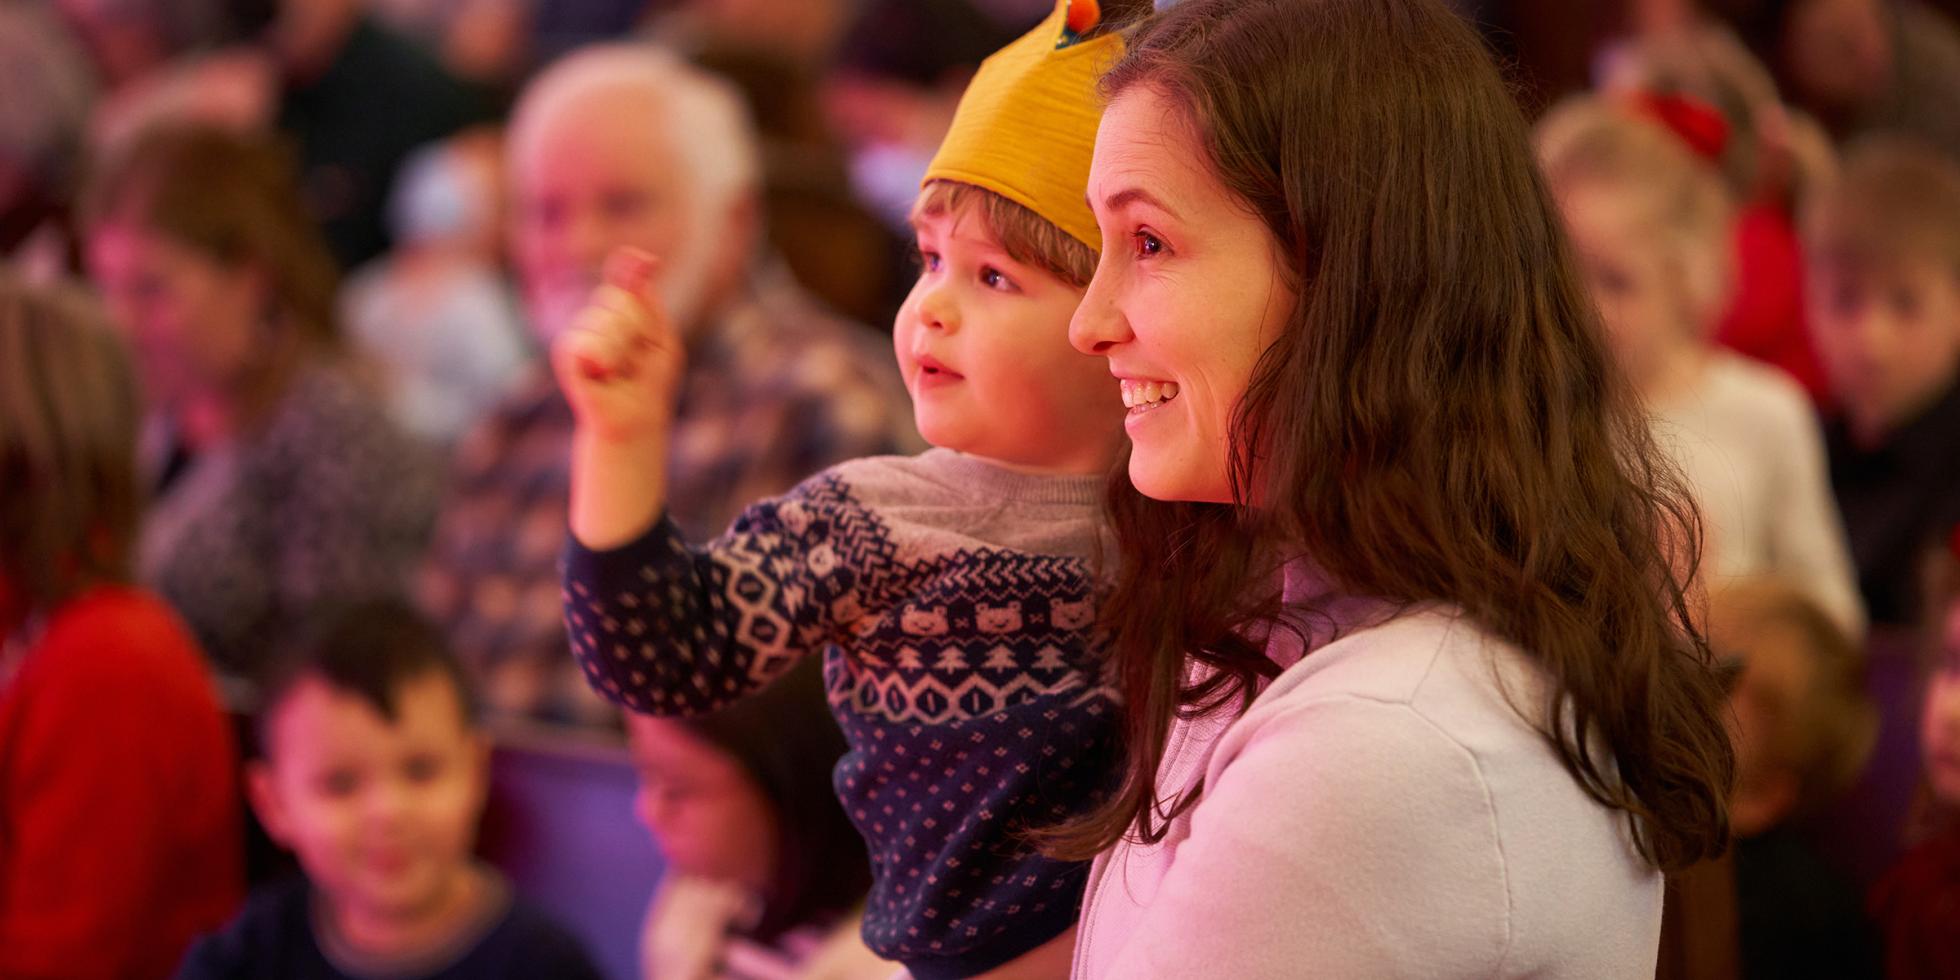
xmin=980 ymin=266 xmax=1016 ymax=291
xmin=1132 ymin=230 xmax=1165 ymax=259
xmin=915 ymin=249 xmax=942 ymax=273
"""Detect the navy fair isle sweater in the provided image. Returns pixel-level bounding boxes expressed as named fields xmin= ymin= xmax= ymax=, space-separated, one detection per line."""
xmin=562 ymin=449 xmax=1120 ymax=979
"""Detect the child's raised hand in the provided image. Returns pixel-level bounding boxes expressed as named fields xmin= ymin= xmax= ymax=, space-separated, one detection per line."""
xmin=552 ymin=248 xmax=685 ymax=444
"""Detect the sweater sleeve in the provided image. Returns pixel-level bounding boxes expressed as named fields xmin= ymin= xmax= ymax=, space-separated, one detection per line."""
xmin=1091 ymin=696 xmax=1512 ymax=979
xmin=561 ymin=476 xmax=858 ymax=715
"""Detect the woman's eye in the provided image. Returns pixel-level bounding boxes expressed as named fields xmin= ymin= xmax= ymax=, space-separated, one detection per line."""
xmin=1133 ymin=231 xmax=1164 ymax=259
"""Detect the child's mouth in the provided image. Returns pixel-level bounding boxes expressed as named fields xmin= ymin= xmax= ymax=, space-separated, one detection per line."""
xmin=917 ymin=355 xmax=964 ymax=385
xmin=1120 ymin=379 xmax=1180 ymax=414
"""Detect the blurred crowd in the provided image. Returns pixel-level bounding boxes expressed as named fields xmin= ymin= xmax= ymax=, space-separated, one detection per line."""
xmin=3 ymin=0 xmax=1960 ymax=977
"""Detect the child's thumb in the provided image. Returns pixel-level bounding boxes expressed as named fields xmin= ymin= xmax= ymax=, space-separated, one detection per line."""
xmin=603 ymin=247 xmax=661 ymax=302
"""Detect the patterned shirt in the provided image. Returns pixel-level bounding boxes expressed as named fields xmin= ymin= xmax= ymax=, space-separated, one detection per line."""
xmin=421 ymin=267 xmax=916 ymax=727
xmin=141 ymin=361 xmax=440 ymax=678
xmin=563 ymin=450 xmax=1120 ymax=980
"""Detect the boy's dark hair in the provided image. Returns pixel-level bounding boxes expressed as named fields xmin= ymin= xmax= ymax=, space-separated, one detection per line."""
xmin=255 ymin=599 xmax=477 ymax=756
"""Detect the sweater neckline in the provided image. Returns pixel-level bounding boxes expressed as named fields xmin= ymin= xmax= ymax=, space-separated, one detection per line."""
xmin=918 ymin=448 xmax=1107 ymax=507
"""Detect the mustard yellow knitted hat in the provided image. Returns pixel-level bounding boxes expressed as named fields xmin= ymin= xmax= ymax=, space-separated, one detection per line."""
xmin=921 ymin=0 xmax=1122 ymax=250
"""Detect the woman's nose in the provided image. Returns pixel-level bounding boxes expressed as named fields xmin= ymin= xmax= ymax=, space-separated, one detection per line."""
xmin=1070 ymin=272 xmax=1131 ymax=355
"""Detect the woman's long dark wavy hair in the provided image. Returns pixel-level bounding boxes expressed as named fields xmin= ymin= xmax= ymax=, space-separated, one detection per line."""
xmin=1043 ymin=0 xmax=1734 ymax=872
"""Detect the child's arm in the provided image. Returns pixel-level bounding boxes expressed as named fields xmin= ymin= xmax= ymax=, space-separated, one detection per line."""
xmin=556 ymin=249 xmax=853 ymax=714
xmin=562 ymin=483 xmax=855 ymax=716
xmin=553 ymin=248 xmax=684 ymax=551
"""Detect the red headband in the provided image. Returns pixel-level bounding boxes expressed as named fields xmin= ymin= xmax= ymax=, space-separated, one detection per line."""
xmin=1627 ymin=90 xmax=1731 ymax=164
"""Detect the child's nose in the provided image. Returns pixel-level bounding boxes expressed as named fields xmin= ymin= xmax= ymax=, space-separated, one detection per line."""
xmin=917 ymin=284 xmax=958 ymax=333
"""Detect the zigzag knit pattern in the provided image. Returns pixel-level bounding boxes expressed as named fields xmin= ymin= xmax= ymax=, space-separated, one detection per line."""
xmin=562 ymin=452 xmax=1120 ymax=980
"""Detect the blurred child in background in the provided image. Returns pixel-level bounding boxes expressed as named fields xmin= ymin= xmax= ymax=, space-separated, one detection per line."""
xmin=342 ymin=127 xmax=532 ymax=451
xmin=177 ymin=600 xmax=601 ymax=979
xmin=629 ymin=657 xmax=883 ymax=979
xmin=1594 ymin=21 xmax=1838 ymax=403
xmin=1711 ymin=578 xmax=1883 ymax=979
xmin=1805 ymin=137 xmax=1960 ymax=629
xmin=1538 ymin=95 xmax=1864 ymax=636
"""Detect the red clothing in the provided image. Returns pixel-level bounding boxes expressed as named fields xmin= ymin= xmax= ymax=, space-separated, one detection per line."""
xmin=0 ymin=586 xmax=244 ymax=979
xmin=1714 ymin=202 xmax=1832 ymax=407
xmin=1868 ymin=829 xmax=1960 ymax=980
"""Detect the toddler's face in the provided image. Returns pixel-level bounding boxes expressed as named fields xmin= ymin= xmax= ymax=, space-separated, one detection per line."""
xmin=1925 ymin=603 xmax=1960 ymax=809
xmin=1809 ymin=258 xmax=1960 ymax=439
xmin=894 ymin=204 xmax=1124 ymax=474
xmin=252 ymin=672 xmax=487 ymax=924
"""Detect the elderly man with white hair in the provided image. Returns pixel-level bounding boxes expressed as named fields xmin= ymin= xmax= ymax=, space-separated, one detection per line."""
xmin=420 ymin=44 xmax=915 ymax=728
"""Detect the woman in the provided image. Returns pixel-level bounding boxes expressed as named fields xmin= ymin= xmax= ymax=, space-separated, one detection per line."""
xmin=82 ymin=123 xmax=439 ymax=680
xmin=1056 ymin=0 xmax=1735 ymax=975
xmin=627 ymin=659 xmax=881 ymax=979
xmin=0 ymin=273 xmax=242 ymax=978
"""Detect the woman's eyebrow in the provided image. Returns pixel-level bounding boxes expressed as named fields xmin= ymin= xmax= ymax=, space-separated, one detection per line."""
xmin=1093 ymin=186 xmax=1180 ymax=220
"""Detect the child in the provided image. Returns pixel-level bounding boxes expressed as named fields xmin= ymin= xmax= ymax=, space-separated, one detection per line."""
xmin=0 ymin=273 xmax=243 ymax=979
xmin=1805 ymin=137 xmax=1960 ymax=628
xmin=1593 ymin=22 xmax=1838 ymax=404
xmin=629 ymin=657 xmax=880 ymax=979
xmin=175 ymin=600 xmax=602 ymax=979
xmin=557 ymin=3 xmax=1126 ymax=977
xmin=1708 ymin=578 xmax=1883 ymax=978
xmin=1867 ymin=527 xmax=1960 ymax=979
xmin=1536 ymin=95 xmax=1864 ymax=637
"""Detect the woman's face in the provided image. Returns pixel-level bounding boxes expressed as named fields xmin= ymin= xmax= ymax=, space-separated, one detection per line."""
xmin=1071 ymin=87 xmax=1296 ymax=504
xmin=85 ymin=220 xmax=265 ymax=410
xmin=626 ymin=715 xmax=777 ymax=895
